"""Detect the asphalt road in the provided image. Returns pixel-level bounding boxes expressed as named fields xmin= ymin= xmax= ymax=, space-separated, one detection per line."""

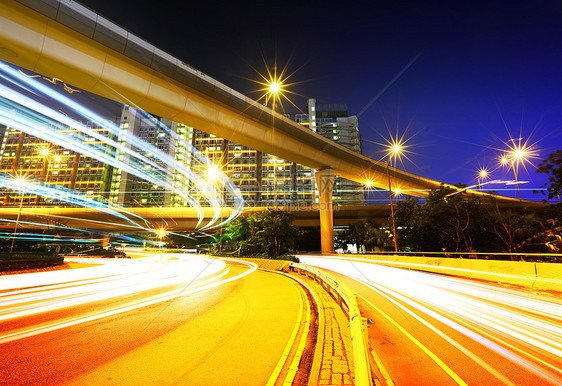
xmin=300 ymin=255 xmax=562 ymax=386
xmin=0 ymin=254 xmax=304 ymax=385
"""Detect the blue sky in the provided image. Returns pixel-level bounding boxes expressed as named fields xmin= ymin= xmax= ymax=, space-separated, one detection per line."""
xmin=79 ymin=0 xmax=562 ymax=200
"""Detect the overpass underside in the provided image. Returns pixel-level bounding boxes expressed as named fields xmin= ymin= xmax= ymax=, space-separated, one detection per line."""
xmin=0 ymin=206 xmax=391 ymax=233
xmin=0 ymin=201 xmax=537 ymax=233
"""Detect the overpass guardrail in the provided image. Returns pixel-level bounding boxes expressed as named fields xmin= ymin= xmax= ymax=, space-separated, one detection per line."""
xmin=289 ymin=262 xmax=373 ymax=386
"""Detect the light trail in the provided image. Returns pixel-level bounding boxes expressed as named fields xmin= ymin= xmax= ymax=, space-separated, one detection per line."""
xmin=0 ymin=217 xmax=147 ymax=246
xmin=0 ymin=62 xmax=244 ymax=233
xmin=0 ymin=255 xmax=257 ymax=344
xmin=300 ymin=256 xmax=562 ymax=385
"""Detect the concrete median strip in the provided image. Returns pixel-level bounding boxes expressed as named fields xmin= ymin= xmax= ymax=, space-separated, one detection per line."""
xmin=290 ymin=263 xmax=374 ymax=386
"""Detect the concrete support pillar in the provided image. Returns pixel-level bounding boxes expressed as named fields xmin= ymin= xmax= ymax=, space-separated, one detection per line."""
xmin=315 ymin=168 xmax=335 ymax=254
xmin=102 ymin=234 xmax=111 ymax=249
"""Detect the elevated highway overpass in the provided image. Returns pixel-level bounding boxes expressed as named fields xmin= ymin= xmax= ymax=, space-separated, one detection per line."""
xmin=0 ymin=206 xmax=392 ymax=232
xmin=0 ymin=0 xmax=519 ymax=251
xmin=0 ymin=201 xmax=537 ymax=233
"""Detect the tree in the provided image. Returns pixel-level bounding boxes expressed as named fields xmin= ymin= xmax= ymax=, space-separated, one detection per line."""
xmin=393 ymin=196 xmax=423 ymax=251
xmin=221 ymin=210 xmax=299 ymax=256
xmin=392 ymin=185 xmax=552 ymax=255
xmin=336 ymin=220 xmax=390 ymax=252
xmin=536 ymin=150 xmax=562 ymax=202
xmin=394 ymin=185 xmax=485 ymax=252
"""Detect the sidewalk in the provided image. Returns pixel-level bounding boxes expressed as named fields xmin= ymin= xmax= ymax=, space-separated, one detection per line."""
xmin=289 ymin=272 xmax=355 ymax=385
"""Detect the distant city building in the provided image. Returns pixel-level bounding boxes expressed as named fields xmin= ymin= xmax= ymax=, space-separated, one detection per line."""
xmin=286 ymin=98 xmax=365 ymax=206
xmin=0 ymin=122 xmax=115 ymax=206
xmin=192 ymin=98 xmax=364 ymax=207
xmin=0 ymin=98 xmax=364 ymax=208
xmin=109 ymin=107 xmax=193 ymax=207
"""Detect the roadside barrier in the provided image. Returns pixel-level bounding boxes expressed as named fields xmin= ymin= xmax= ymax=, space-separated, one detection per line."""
xmin=289 ymin=262 xmax=373 ymax=386
xmin=338 ymin=254 xmax=562 ymax=293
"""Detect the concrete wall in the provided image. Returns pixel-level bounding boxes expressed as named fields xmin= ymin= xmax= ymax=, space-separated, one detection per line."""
xmin=341 ymin=254 xmax=561 ymax=293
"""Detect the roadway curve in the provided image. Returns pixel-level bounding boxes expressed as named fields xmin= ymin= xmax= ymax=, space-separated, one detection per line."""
xmin=300 ymin=255 xmax=562 ymax=386
xmin=0 ymin=254 xmax=308 ymax=385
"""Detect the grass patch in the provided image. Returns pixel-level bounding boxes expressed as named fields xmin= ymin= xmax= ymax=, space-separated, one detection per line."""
xmin=212 ymin=252 xmax=299 ymax=263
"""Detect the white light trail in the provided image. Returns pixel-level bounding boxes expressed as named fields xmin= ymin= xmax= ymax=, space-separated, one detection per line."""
xmin=0 ymin=255 xmax=257 ymax=344
xmin=0 ymin=62 xmax=244 ymax=232
xmin=301 ymin=256 xmax=562 ymax=384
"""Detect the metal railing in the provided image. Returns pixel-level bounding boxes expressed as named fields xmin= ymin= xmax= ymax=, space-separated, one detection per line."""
xmin=289 ymin=262 xmax=373 ymax=386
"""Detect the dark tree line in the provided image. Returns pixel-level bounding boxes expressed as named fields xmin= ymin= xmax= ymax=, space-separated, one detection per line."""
xmin=336 ymin=220 xmax=391 ymax=252
xmin=393 ymin=186 xmax=561 ymax=256
xmin=220 ymin=210 xmax=299 ymax=258
xmin=338 ymin=150 xmax=562 ymax=258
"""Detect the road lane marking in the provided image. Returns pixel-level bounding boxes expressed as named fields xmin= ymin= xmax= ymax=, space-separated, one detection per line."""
xmin=357 ymin=279 xmax=562 ymax=385
xmin=266 ymin=279 xmax=304 ymax=386
xmin=283 ymin=280 xmax=312 ymax=385
xmin=362 ymin=292 xmax=517 ymax=386
xmin=369 ymin=345 xmax=395 ymax=386
xmin=356 ymin=293 xmax=468 ymax=386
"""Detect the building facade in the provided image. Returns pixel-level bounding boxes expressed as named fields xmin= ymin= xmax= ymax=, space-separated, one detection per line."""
xmin=191 ymin=98 xmax=364 ymax=208
xmin=0 ymin=98 xmax=364 ymax=209
xmin=0 ymin=122 xmax=115 ymax=206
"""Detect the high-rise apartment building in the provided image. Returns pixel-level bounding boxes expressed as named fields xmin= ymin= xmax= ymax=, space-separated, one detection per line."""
xmin=191 ymin=98 xmax=364 ymax=207
xmin=285 ymin=98 xmax=364 ymax=206
xmin=307 ymin=99 xmax=364 ymax=206
xmin=0 ymin=105 xmax=194 ymax=209
xmin=0 ymin=98 xmax=363 ymax=209
xmin=107 ymin=106 xmax=196 ymax=207
xmin=0 ymin=122 xmax=115 ymax=206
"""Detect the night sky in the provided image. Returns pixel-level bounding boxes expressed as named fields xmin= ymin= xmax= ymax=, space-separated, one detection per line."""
xmin=81 ymin=0 xmax=562 ymax=201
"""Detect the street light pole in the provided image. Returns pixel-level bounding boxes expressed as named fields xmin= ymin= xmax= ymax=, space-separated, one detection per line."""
xmin=10 ymin=180 xmax=25 ymax=253
xmin=386 ymin=162 xmax=398 ymax=253
xmin=510 ymin=160 xmax=522 ymax=201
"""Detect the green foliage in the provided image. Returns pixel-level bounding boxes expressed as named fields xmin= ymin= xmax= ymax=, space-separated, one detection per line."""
xmin=220 ymin=210 xmax=299 ymax=257
xmin=394 ymin=185 xmax=488 ymax=252
xmin=163 ymin=232 xmax=200 ymax=249
xmin=336 ymin=219 xmax=391 ymax=252
xmin=392 ymin=184 xmax=561 ymax=256
xmin=0 ymin=238 xmax=61 ymax=254
xmin=240 ymin=253 xmax=300 ymax=262
xmin=0 ymin=252 xmax=63 ymax=271
xmin=536 ymin=150 xmax=562 ymax=202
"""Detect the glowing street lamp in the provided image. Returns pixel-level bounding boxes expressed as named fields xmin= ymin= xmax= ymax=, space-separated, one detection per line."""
xmin=205 ymin=164 xmax=221 ymax=182
xmin=381 ymin=141 xmax=406 ymax=253
xmin=205 ymin=163 xmax=226 ymax=252
xmin=499 ymin=148 xmax=527 ymax=201
xmin=156 ymin=228 xmax=167 ymax=248
xmin=384 ymin=161 xmax=399 ymax=253
xmin=498 ymin=136 xmax=539 ymax=201
xmin=477 ymin=168 xmax=489 ymax=191
xmin=269 ymin=81 xmax=281 ymax=94
xmin=35 ymin=144 xmax=57 ymax=205
xmin=390 ymin=144 xmax=402 ymax=166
